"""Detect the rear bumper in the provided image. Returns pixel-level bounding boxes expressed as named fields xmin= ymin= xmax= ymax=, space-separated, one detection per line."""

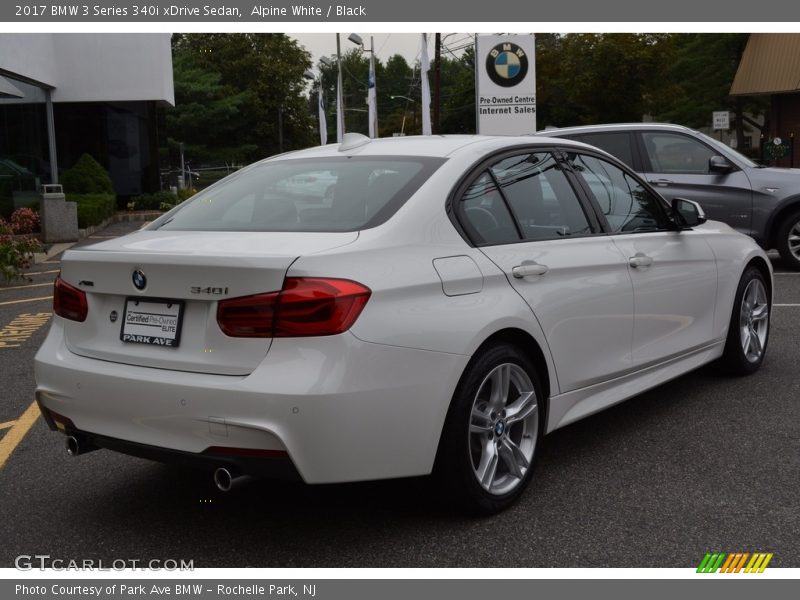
xmin=35 ymin=320 xmax=470 ymax=483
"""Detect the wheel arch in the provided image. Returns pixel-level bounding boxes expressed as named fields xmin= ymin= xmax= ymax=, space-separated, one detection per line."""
xmin=467 ymin=327 xmax=552 ymax=431
xmin=745 ymin=255 xmax=773 ymax=303
xmin=767 ymin=196 xmax=800 ymax=249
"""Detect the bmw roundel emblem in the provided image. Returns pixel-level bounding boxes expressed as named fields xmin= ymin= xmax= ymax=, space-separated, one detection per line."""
xmin=132 ymin=269 xmax=147 ymax=290
xmin=486 ymin=42 xmax=529 ymax=87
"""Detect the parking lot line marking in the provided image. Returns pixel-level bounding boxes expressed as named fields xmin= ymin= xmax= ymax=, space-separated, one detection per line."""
xmin=0 ymin=421 xmax=15 ymax=431
xmin=774 ymin=272 xmax=800 ymax=275
xmin=0 ymin=312 xmax=53 ymax=348
xmin=0 ymin=401 xmax=41 ymax=470
xmin=26 ymin=270 xmax=60 ymax=277
xmin=0 ymin=296 xmax=52 ymax=307
xmin=0 ymin=282 xmax=53 ymax=292
xmin=773 ymin=303 xmax=800 ymax=307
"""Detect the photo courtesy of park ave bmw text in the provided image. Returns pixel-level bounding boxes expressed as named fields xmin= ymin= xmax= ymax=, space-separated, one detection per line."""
xmin=0 ymin=0 xmax=798 ymax=597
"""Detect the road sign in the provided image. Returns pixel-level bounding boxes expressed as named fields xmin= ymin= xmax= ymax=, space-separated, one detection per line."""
xmin=713 ymin=111 xmax=730 ymax=130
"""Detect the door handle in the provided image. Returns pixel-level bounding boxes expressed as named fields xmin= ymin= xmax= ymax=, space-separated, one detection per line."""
xmin=648 ymin=178 xmax=673 ymax=186
xmin=512 ymin=262 xmax=549 ymax=278
xmin=629 ymin=253 xmax=653 ymax=268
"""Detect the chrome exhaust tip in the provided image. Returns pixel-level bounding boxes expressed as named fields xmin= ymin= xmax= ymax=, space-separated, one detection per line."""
xmin=65 ymin=435 xmax=81 ymax=456
xmin=213 ymin=467 xmax=251 ymax=492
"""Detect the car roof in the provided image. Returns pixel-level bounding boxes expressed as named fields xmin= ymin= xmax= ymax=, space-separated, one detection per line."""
xmin=538 ymin=123 xmax=699 ymax=136
xmin=263 ymin=134 xmax=595 ymax=162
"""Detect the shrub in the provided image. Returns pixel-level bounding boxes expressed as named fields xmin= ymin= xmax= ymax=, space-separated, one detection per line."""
xmin=177 ymin=187 xmax=197 ymax=202
xmin=60 ymin=154 xmax=114 ymax=195
xmin=9 ymin=207 xmax=40 ymax=234
xmin=0 ymin=220 xmax=42 ymax=283
xmin=66 ymin=193 xmax=115 ymax=229
xmin=159 ymin=201 xmax=175 ymax=212
xmin=130 ymin=190 xmax=178 ymax=211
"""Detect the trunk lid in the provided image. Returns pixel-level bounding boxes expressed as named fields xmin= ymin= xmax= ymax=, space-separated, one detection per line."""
xmin=59 ymin=230 xmax=358 ymax=375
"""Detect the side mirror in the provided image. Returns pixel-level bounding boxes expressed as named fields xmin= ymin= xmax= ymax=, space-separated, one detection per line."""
xmin=709 ymin=155 xmax=734 ymax=174
xmin=672 ymin=197 xmax=707 ymax=228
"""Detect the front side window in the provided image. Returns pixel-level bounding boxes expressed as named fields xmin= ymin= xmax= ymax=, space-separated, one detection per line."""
xmin=157 ymin=156 xmax=444 ymax=232
xmin=642 ymin=132 xmax=716 ymax=174
xmin=569 ymin=153 xmax=670 ymax=233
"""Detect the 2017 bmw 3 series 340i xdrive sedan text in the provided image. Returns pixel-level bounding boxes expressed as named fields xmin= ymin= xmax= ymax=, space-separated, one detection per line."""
xmin=35 ymin=133 xmax=772 ymax=513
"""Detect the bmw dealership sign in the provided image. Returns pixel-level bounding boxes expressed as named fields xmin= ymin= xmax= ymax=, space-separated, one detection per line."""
xmin=476 ymin=34 xmax=536 ymax=135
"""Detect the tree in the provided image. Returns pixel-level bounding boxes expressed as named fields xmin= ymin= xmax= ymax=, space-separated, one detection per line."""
xmin=652 ymin=34 xmax=768 ymax=149
xmin=167 ymin=34 xmax=315 ymax=165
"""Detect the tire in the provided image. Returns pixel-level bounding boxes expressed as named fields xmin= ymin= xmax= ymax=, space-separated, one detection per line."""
xmin=776 ymin=211 xmax=800 ymax=271
xmin=436 ymin=343 xmax=544 ymax=514
xmin=720 ymin=267 xmax=770 ymax=375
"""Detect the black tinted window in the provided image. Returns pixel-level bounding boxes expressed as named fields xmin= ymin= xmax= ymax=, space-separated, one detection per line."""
xmin=490 ymin=153 xmax=593 ymax=240
xmin=570 ymin=154 xmax=670 ymax=233
xmin=158 ymin=157 xmax=444 ymax=232
xmin=573 ymin=132 xmax=635 ymax=167
xmin=460 ymin=172 xmax=520 ymax=245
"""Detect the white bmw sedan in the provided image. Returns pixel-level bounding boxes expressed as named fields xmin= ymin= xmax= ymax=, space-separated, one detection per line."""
xmin=35 ymin=134 xmax=772 ymax=513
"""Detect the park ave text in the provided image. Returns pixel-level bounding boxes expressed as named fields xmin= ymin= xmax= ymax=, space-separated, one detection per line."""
xmin=16 ymin=584 xmax=317 ymax=597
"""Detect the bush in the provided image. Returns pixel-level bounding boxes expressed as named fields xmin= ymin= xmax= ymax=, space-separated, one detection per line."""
xmin=66 ymin=193 xmax=115 ymax=229
xmin=60 ymin=154 xmax=114 ymax=195
xmin=177 ymin=187 xmax=197 ymax=202
xmin=9 ymin=207 xmax=40 ymax=234
xmin=0 ymin=220 xmax=42 ymax=283
xmin=130 ymin=191 xmax=178 ymax=211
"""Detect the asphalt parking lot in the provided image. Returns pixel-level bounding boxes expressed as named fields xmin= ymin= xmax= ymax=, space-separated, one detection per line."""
xmin=0 ymin=222 xmax=798 ymax=568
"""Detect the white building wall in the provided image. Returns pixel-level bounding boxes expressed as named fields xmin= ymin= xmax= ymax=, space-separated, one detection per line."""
xmin=0 ymin=33 xmax=174 ymax=105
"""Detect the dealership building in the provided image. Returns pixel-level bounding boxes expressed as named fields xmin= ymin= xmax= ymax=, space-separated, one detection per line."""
xmin=0 ymin=33 xmax=174 ymax=215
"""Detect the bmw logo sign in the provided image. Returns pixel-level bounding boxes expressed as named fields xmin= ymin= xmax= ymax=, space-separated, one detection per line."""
xmin=486 ymin=42 xmax=529 ymax=87
xmin=132 ymin=269 xmax=147 ymax=290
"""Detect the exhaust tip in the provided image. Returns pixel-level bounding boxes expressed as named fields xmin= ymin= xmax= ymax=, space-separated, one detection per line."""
xmin=213 ymin=467 xmax=234 ymax=492
xmin=66 ymin=436 xmax=80 ymax=456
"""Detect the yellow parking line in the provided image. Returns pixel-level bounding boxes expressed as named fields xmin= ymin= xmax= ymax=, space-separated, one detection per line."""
xmin=0 ymin=296 xmax=52 ymax=307
xmin=0 ymin=401 xmax=41 ymax=469
xmin=0 ymin=420 xmax=15 ymax=431
xmin=0 ymin=282 xmax=53 ymax=292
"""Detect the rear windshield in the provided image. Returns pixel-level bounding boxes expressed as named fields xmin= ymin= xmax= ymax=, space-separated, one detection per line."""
xmin=157 ymin=156 xmax=445 ymax=232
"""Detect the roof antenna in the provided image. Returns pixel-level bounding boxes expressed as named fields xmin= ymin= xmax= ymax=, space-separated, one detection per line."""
xmin=338 ymin=132 xmax=371 ymax=152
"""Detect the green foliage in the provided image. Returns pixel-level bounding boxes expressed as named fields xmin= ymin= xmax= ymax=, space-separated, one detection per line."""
xmin=0 ymin=220 xmax=41 ymax=283
xmin=177 ymin=188 xmax=197 ymax=202
xmin=66 ymin=193 xmax=115 ymax=229
xmin=168 ymin=34 xmax=315 ymax=163
xmin=60 ymin=154 xmax=115 ymax=195
xmin=131 ymin=191 xmax=179 ymax=211
xmin=652 ymin=34 xmax=768 ymax=142
xmin=537 ymin=34 xmax=674 ymax=128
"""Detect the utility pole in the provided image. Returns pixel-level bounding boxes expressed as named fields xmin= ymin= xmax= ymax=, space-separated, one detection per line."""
xmin=433 ymin=33 xmax=441 ymax=135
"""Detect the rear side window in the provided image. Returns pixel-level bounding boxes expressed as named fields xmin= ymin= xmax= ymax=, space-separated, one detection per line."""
xmin=460 ymin=173 xmax=521 ymax=245
xmin=490 ymin=153 xmax=593 ymax=240
xmin=157 ymin=156 xmax=444 ymax=232
xmin=573 ymin=132 xmax=636 ymax=168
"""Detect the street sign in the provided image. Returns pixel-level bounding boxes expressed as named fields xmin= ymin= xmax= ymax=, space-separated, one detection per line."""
xmin=712 ymin=111 xmax=730 ymax=130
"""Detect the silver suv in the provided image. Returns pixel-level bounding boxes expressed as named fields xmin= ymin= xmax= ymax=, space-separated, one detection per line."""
xmin=540 ymin=123 xmax=800 ymax=269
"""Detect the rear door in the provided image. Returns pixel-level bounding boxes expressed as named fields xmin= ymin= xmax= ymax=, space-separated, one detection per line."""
xmin=456 ymin=150 xmax=635 ymax=392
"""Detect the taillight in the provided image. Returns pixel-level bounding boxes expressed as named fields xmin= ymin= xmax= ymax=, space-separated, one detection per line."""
xmin=53 ymin=276 xmax=88 ymax=322
xmin=216 ymin=292 xmax=279 ymax=337
xmin=217 ymin=277 xmax=371 ymax=338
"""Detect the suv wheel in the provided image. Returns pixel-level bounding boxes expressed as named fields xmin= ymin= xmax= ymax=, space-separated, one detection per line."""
xmin=776 ymin=211 xmax=800 ymax=271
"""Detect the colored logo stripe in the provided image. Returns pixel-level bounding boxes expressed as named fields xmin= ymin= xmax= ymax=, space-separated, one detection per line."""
xmin=697 ymin=552 xmax=773 ymax=573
